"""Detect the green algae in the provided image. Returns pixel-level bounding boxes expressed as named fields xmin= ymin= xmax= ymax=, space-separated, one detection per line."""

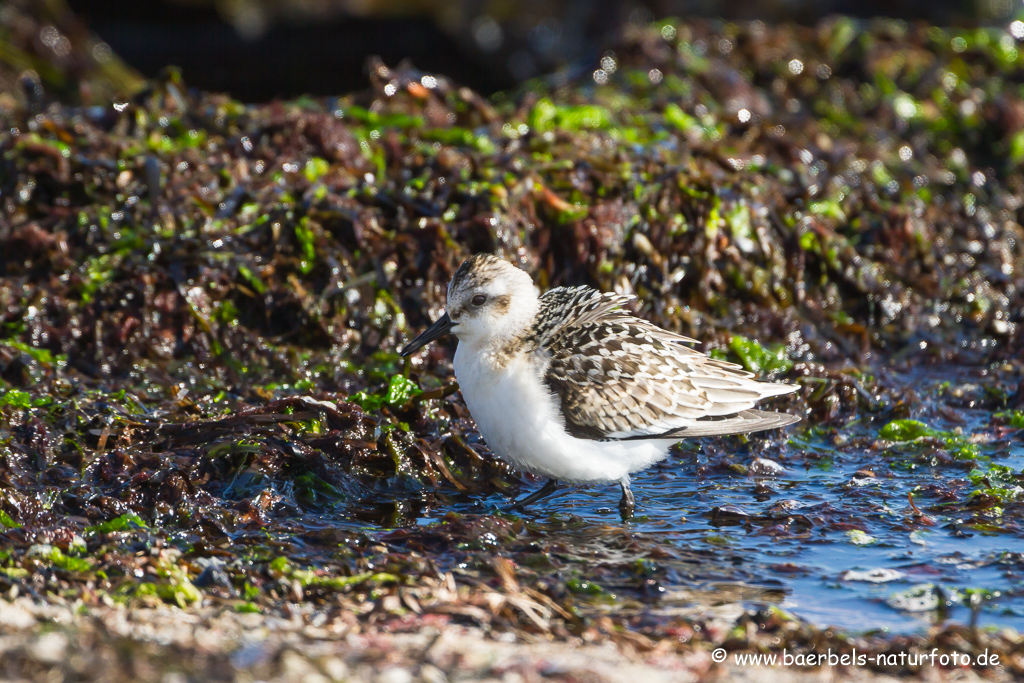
xmin=880 ymin=418 xmax=981 ymax=460
xmin=85 ymin=513 xmax=149 ymax=535
xmin=727 ymin=335 xmax=794 ymax=375
xmin=0 ymin=510 xmax=21 ymax=529
xmin=35 ymin=546 xmax=93 ymax=574
xmin=529 ymin=98 xmax=610 ymax=132
xmin=350 ymin=374 xmax=423 ymax=412
xmin=134 ymin=566 xmax=202 ymax=608
xmin=880 ymin=419 xmax=937 ymax=441
xmin=0 ymin=390 xmax=31 ymax=409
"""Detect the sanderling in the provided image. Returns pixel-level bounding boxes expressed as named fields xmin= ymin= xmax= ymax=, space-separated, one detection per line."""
xmin=401 ymin=254 xmax=799 ymax=517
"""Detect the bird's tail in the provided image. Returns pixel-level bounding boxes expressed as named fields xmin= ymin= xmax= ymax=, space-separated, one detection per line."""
xmin=616 ymin=409 xmax=800 ymax=440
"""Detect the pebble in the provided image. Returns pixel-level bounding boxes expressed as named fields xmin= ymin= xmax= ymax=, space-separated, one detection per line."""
xmin=749 ymin=457 xmax=784 ymax=476
xmin=30 ymin=632 xmax=68 ymax=664
xmin=377 ymin=667 xmax=414 ymax=683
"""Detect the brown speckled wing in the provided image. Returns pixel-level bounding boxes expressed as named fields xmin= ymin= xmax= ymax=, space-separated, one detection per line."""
xmin=536 ymin=288 xmax=797 ymax=440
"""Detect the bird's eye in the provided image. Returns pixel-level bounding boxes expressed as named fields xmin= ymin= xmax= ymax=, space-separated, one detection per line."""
xmin=471 ymin=294 xmax=487 ymax=306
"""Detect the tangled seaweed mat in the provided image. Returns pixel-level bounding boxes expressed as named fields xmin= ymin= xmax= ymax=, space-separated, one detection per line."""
xmin=1 ymin=15 xmax=1024 ymax=680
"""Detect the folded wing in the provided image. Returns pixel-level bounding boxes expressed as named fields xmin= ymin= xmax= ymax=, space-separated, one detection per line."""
xmin=536 ymin=288 xmax=799 ymax=441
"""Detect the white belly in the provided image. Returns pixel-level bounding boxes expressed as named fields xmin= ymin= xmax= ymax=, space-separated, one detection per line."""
xmin=453 ymin=344 xmax=674 ymax=483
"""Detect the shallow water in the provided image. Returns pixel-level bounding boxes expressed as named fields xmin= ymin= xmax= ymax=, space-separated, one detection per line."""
xmin=563 ymin=441 xmax=1024 ymax=634
xmin=349 ymin=366 xmax=1024 ymax=634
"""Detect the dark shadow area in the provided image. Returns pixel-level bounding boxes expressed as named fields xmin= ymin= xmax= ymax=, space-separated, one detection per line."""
xmin=67 ymin=0 xmax=517 ymax=100
xmin=67 ymin=0 xmax=1011 ymax=101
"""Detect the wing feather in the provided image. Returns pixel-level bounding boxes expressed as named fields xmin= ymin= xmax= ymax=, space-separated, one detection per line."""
xmin=536 ymin=288 xmax=798 ymax=441
xmin=615 ymin=410 xmax=802 ymax=440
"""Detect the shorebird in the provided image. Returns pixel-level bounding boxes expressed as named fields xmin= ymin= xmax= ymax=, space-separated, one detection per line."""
xmin=400 ymin=254 xmax=799 ymax=517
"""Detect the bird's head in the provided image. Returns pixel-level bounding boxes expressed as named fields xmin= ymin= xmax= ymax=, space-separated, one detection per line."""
xmin=400 ymin=254 xmax=539 ymax=356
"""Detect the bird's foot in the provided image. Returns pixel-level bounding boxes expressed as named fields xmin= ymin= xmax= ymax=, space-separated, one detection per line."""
xmin=506 ymin=479 xmax=560 ymax=512
xmin=618 ymin=477 xmax=635 ymax=520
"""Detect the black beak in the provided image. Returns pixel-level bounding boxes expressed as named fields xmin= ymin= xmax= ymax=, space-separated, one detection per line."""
xmin=400 ymin=312 xmax=454 ymax=356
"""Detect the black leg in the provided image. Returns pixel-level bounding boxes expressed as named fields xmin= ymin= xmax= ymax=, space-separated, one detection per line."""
xmin=618 ymin=477 xmax=635 ymax=519
xmin=507 ymin=479 xmax=560 ymax=511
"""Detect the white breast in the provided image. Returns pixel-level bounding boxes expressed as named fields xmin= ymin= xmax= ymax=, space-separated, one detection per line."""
xmin=453 ymin=344 xmax=674 ymax=483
